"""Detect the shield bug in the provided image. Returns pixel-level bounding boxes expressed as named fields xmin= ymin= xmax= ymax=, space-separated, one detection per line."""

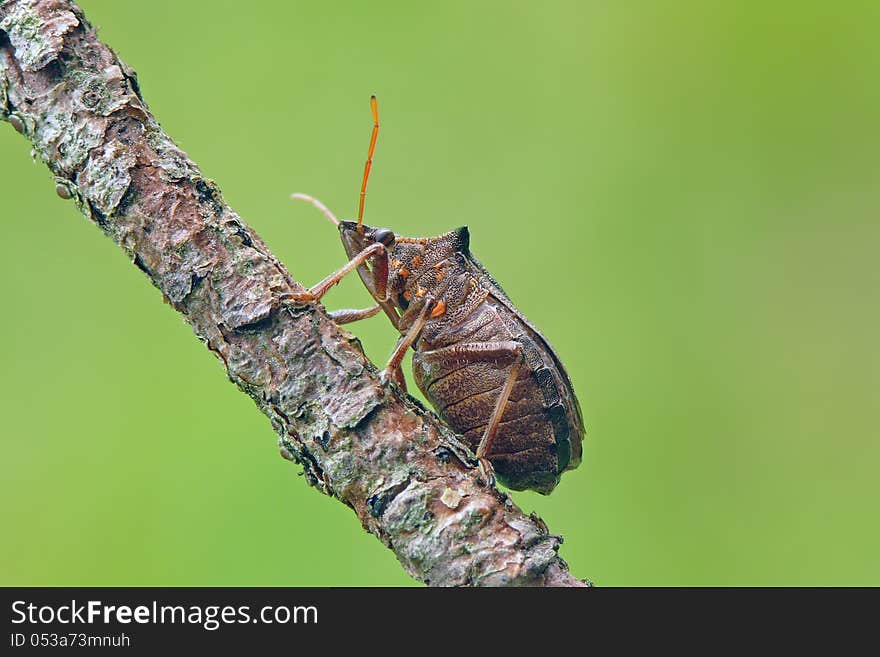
xmin=287 ymin=97 xmax=584 ymax=494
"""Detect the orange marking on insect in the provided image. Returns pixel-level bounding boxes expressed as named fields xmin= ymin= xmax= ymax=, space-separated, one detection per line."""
xmin=435 ymin=270 xmax=445 ymax=282
xmin=390 ymin=259 xmax=402 ymax=269
xmin=430 ymin=300 xmax=446 ymax=318
xmin=399 ymin=267 xmax=410 ymax=278
xmin=411 ymin=255 xmax=423 ymax=268
xmin=416 ymin=286 xmax=426 ymax=298
xmin=403 ymin=290 xmax=412 ymax=301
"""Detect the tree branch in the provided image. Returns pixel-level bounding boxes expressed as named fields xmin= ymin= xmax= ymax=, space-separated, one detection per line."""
xmin=0 ymin=0 xmax=587 ymax=587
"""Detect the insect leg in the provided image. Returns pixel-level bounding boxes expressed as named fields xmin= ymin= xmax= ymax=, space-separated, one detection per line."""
xmin=327 ymin=304 xmax=381 ymax=325
xmin=281 ymin=242 xmax=389 ymax=304
xmin=475 ymin=354 xmax=523 ymax=486
xmin=419 ymin=341 xmax=522 ymax=365
xmin=419 ymin=341 xmax=523 ymax=486
xmin=378 ymin=296 xmax=436 ymax=389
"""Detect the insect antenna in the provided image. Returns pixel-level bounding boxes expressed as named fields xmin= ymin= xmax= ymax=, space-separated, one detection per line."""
xmin=291 ymin=193 xmax=340 ymax=227
xmin=357 ymin=95 xmax=379 ymax=233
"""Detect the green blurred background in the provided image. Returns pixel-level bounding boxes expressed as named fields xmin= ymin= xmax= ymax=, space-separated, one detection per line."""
xmin=1 ymin=0 xmax=878 ymax=586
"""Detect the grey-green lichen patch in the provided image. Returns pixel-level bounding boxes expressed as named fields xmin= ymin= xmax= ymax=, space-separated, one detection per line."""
xmin=78 ymin=138 xmax=135 ymax=215
xmin=0 ymin=0 xmax=79 ymax=72
xmin=383 ymin=482 xmax=434 ymax=537
xmin=364 ymin=470 xmax=412 ymax=518
xmin=519 ymin=537 xmax=562 ymax=580
xmin=0 ymin=71 xmax=8 ymax=118
xmin=386 ymin=483 xmax=485 ymax=583
xmin=34 ymin=96 xmax=106 ymax=173
xmin=451 ymin=502 xmax=489 ymax=541
xmin=69 ymin=66 xmax=130 ymax=116
xmin=319 ymin=449 xmax=358 ymax=489
xmin=147 ymin=128 xmax=201 ymax=182
xmin=156 ymin=260 xmax=200 ymax=305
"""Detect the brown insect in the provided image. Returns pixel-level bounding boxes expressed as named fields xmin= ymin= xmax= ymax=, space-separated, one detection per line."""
xmin=287 ymin=97 xmax=584 ymax=493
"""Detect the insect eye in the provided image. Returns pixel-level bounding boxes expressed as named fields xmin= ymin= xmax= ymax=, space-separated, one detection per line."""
xmin=373 ymin=228 xmax=395 ymax=246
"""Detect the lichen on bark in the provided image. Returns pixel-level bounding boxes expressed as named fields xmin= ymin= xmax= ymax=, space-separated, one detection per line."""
xmin=0 ymin=0 xmax=588 ymax=587
xmin=0 ymin=0 xmax=77 ymax=72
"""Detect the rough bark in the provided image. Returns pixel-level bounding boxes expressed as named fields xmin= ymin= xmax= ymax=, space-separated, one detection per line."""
xmin=0 ymin=0 xmax=588 ymax=587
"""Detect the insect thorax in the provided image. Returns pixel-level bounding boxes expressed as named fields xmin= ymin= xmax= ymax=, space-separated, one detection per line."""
xmin=386 ymin=227 xmax=485 ymax=319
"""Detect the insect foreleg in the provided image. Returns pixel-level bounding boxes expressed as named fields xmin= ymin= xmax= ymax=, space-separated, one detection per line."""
xmin=281 ymin=242 xmax=389 ymax=304
xmin=419 ymin=341 xmax=524 ymax=486
xmin=327 ymin=304 xmax=381 ymax=325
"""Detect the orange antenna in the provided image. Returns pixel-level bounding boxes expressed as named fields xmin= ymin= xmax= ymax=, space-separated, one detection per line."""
xmin=357 ymin=95 xmax=379 ymax=232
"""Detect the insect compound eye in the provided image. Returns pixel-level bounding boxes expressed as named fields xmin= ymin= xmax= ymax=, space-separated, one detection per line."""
xmin=372 ymin=228 xmax=396 ymax=246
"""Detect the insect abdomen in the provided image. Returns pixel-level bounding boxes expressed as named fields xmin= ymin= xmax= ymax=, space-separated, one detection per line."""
xmin=413 ymin=298 xmax=577 ymax=493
